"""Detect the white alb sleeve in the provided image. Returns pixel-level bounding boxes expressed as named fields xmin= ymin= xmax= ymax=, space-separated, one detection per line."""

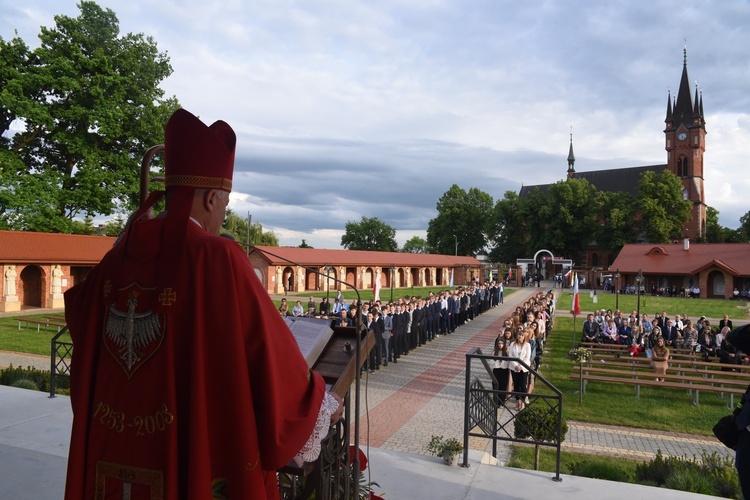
xmin=293 ymin=392 xmax=340 ymax=466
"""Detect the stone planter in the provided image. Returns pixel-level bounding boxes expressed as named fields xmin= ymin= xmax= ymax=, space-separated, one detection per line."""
xmin=442 ymin=450 xmax=459 ymax=466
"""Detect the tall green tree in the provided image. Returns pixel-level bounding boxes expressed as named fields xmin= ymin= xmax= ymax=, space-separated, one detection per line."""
xmin=221 ymin=210 xmax=278 ymax=247
xmin=636 ymin=170 xmax=692 ymax=242
xmin=341 ymin=216 xmax=397 ymax=251
xmin=739 ymin=210 xmax=750 ymax=242
xmin=401 ymin=236 xmax=427 ymax=253
xmin=704 ymin=206 xmax=724 ymax=243
xmin=487 ymin=190 xmax=530 ymax=263
xmin=427 ymin=184 xmax=493 ymax=256
xmin=536 ymin=178 xmax=599 ymax=263
xmin=593 ymin=190 xmax=638 ymax=252
xmin=0 ymin=1 xmax=179 ymax=232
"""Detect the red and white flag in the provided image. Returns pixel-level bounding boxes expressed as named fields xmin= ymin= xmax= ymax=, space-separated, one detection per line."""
xmin=572 ymin=272 xmax=581 ymax=316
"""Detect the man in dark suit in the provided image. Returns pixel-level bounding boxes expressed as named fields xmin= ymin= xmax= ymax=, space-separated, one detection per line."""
xmin=663 ymin=319 xmax=679 ymax=348
xmin=582 ymin=314 xmax=600 ymax=343
xmin=719 ymin=314 xmax=733 ymax=331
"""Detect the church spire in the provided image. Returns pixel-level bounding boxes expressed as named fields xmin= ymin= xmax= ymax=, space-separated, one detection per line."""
xmin=567 ymin=128 xmax=575 ymax=179
xmin=673 ymin=42 xmax=694 ymax=126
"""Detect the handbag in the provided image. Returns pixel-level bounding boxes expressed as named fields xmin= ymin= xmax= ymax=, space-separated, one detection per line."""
xmin=712 ymin=413 xmax=739 ymax=450
xmin=713 ymin=395 xmax=746 ymax=450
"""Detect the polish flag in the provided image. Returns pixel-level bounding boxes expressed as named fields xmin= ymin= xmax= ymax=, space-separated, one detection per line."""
xmin=572 ymin=272 xmax=581 ymax=317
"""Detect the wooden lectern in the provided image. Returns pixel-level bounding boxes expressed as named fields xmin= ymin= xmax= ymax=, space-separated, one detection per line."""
xmin=278 ymin=325 xmax=375 ymax=498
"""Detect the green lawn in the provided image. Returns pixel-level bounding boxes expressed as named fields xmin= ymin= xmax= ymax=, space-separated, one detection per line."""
xmin=507 ymin=445 xmax=640 ymax=481
xmin=556 ymin=289 xmax=749 ymax=320
xmin=0 ymin=315 xmax=71 ymax=355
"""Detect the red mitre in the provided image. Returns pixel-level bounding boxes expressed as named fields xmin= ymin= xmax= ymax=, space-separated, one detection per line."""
xmin=164 ymin=108 xmax=236 ymax=192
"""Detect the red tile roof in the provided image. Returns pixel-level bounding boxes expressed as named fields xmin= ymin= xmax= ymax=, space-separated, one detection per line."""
xmin=249 ymin=246 xmax=481 ymax=267
xmin=0 ymin=230 xmax=115 ymax=265
xmin=610 ymin=243 xmax=750 ymax=276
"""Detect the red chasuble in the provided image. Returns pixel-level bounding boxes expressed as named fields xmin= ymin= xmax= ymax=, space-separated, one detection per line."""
xmin=64 ymin=217 xmax=325 ymax=499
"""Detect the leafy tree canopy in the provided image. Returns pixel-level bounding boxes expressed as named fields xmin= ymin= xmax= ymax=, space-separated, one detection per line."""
xmin=221 ymin=210 xmax=278 ymax=247
xmin=340 ymin=216 xmax=397 ymax=251
xmin=0 ymin=1 xmax=179 ymax=232
xmin=427 ymin=184 xmax=493 ymax=256
xmin=636 ymin=170 xmax=692 ymax=242
xmin=401 ymin=235 xmax=427 ymax=253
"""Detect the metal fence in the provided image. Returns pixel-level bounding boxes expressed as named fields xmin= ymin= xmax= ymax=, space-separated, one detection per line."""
xmin=463 ymin=347 xmax=564 ymax=481
xmin=49 ymin=326 xmax=72 ymax=398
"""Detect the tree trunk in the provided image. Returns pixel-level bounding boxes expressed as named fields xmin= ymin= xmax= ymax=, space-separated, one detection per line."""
xmin=534 ymin=444 xmax=540 ymax=470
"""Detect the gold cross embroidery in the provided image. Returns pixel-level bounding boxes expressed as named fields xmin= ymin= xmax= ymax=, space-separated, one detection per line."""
xmin=158 ymin=288 xmax=177 ymax=306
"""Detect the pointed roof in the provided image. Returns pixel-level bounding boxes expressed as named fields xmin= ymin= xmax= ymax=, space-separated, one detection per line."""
xmin=665 ymin=90 xmax=673 ymax=122
xmin=567 ymin=132 xmax=575 ymax=167
xmin=672 ymin=46 xmax=695 ymax=127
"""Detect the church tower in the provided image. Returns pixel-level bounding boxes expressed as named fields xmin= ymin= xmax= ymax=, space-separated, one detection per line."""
xmin=664 ymin=45 xmax=706 ymax=240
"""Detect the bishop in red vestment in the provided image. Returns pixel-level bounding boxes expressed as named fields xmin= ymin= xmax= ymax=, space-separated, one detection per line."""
xmin=64 ymin=109 xmax=331 ymax=499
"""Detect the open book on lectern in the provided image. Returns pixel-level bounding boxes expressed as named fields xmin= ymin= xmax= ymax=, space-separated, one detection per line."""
xmin=283 ymin=316 xmax=335 ymax=368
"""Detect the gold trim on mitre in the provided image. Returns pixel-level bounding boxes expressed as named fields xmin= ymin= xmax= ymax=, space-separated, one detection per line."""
xmin=165 ymin=174 xmax=232 ymax=191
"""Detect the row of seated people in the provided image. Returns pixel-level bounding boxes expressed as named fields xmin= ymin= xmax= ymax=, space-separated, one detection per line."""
xmin=581 ymin=310 xmax=748 ymax=370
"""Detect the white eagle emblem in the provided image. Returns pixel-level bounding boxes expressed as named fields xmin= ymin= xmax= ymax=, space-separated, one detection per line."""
xmin=105 ymin=290 xmax=163 ymax=377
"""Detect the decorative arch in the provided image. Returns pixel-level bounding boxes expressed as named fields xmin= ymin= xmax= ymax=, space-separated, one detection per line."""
xmin=20 ymin=265 xmax=43 ymax=307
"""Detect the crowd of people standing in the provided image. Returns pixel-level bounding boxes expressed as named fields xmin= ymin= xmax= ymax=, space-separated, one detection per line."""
xmin=278 ymin=282 xmax=506 ymax=373
xmin=492 ymin=290 xmax=555 ymax=411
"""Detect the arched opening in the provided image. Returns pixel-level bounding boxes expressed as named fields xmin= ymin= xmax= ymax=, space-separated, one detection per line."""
xmin=305 ymin=269 xmax=317 ymax=291
xmin=345 ymin=268 xmax=356 ymax=289
xmin=282 ymin=266 xmax=294 ymax=292
xmin=707 ymin=270 xmax=725 ymax=299
xmin=591 ymin=254 xmax=599 ymax=267
xmin=677 ymin=156 xmax=688 ymax=177
xmin=20 ymin=265 xmax=43 ymax=308
xmin=410 ymin=268 xmax=419 ymax=288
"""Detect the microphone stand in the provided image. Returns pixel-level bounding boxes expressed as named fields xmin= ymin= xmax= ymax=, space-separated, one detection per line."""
xmin=237 ymin=241 xmax=364 ymax=489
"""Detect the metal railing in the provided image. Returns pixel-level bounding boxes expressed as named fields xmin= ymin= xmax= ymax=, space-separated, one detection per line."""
xmin=49 ymin=325 xmax=72 ymax=398
xmin=464 ymin=347 xmax=564 ymax=481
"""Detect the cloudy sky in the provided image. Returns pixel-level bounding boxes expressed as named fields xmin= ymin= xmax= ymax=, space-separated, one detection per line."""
xmin=3 ymin=1 xmax=749 ymax=249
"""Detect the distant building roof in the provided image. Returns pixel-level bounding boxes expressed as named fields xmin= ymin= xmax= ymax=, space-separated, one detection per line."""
xmin=0 ymin=230 xmax=115 ymax=265
xmin=249 ymin=246 xmax=481 ymax=268
xmin=610 ymin=243 xmax=750 ymax=277
xmin=520 ymin=164 xmax=668 ymax=198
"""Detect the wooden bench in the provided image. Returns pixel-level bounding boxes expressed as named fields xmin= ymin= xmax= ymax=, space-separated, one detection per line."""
xmin=571 ymin=350 xmax=750 ymax=408
xmin=17 ymin=317 xmax=67 ymax=332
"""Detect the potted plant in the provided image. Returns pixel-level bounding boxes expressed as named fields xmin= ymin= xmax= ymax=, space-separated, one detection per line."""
xmin=427 ymin=435 xmax=464 ymax=466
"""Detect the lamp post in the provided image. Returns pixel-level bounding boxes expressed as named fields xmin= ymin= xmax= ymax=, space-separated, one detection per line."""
xmin=324 ymin=264 xmax=332 ymax=302
xmin=390 ymin=265 xmax=396 ymax=302
xmin=615 ymin=269 xmax=621 ymax=310
xmin=454 ymin=234 xmax=458 ymax=256
xmin=636 ymin=269 xmax=644 ymax=323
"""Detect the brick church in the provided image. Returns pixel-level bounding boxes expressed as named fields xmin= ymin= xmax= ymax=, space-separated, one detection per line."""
xmin=520 ymin=48 xmax=708 ymax=270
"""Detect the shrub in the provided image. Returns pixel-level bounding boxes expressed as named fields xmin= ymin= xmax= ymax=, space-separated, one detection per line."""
xmin=568 ymin=460 xmax=631 ymax=482
xmin=635 ymin=450 xmax=740 ymax=499
xmin=11 ymin=378 xmax=39 ymax=391
xmin=663 ymin=467 xmax=714 ymax=495
xmin=514 ymin=404 xmax=568 ymax=442
xmin=0 ymin=364 xmax=70 ymax=393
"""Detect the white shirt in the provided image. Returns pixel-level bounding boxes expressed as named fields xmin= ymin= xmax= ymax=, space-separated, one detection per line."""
xmin=508 ymin=341 xmax=531 ymax=373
